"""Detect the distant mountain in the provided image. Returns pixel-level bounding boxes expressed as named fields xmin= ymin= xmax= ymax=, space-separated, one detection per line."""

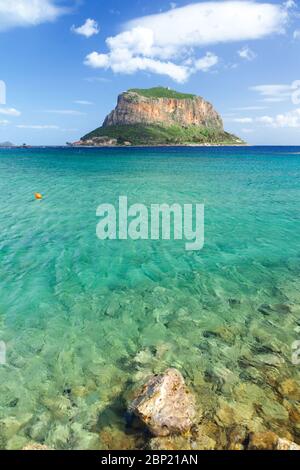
xmin=78 ymin=87 xmax=244 ymax=146
xmin=0 ymin=141 xmax=14 ymax=148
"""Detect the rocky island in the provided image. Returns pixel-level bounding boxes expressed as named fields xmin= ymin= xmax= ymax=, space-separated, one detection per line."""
xmin=75 ymin=87 xmax=244 ymax=147
xmin=0 ymin=141 xmax=15 ymax=148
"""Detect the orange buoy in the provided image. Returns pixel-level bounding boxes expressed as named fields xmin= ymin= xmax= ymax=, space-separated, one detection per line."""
xmin=35 ymin=193 xmax=43 ymax=200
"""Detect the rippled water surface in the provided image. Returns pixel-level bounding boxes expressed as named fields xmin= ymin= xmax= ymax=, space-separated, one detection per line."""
xmin=0 ymin=146 xmax=300 ymax=449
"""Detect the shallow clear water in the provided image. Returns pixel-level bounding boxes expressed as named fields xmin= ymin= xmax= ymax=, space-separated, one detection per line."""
xmin=0 ymin=146 xmax=300 ymax=449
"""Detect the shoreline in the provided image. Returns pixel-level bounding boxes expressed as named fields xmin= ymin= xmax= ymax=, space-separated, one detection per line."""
xmin=70 ymin=143 xmax=249 ymax=149
xmin=4 ymin=144 xmax=300 ymax=149
xmin=2 ymin=144 xmax=249 ymax=150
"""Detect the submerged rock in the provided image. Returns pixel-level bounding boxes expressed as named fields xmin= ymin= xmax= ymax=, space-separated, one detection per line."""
xmin=258 ymin=304 xmax=273 ymax=316
xmin=278 ymin=378 xmax=300 ymax=401
xmin=47 ymin=424 xmax=70 ymax=449
xmin=287 ymin=403 xmax=300 ymax=430
xmin=248 ymin=431 xmax=278 ymax=450
xmin=133 ymin=348 xmax=154 ymax=366
xmin=149 ymin=432 xmax=216 ymax=451
xmin=248 ymin=432 xmax=300 ymax=450
xmin=28 ymin=412 xmax=51 ymax=442
xmin=70 ymin=423 xmax=99 ymax=450
xmin=149 ymin=436 xmax=192 ymax=451
xmin=130 ymin=368 xmax=196 ymax=437
xmin=260 ymin=398 xmax=289 ymax=424
xmin=228 ymin=298 xmax=241 ymax=308
xmin=99 ymin=426 xmax=142 ymax=450
xmin=228 ymin=425 xmax=248 ymax=450
xmin=273 ymin=304 xmax=292 ymax=315
xmin=0 ymin=414 xmax=33 ymax=441
xmin=192 ymin=429 xmax=217 ymax=450
xmin=257 ymin=303 xmax=291 ymax=316
xmin=148 ymin=421 xmax=218 ymax=450
xmin=215 ymin=398 xmax=257 ymax=430
xmin=256 ymin=353 xmax=285 ymax=367
xmin=6 ymin=435 xmax=28 ymax=450
xmin=203 ymin=325 xmax=238 ymax=345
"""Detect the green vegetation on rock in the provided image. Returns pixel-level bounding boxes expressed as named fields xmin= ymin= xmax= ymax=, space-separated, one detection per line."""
xmin=127 ymin=87 xmax=197 ymax=100
xmin=80 ymin=87 xmax=245 ymax=146
xmin=82 ymin=124 xmax=243 ymax=146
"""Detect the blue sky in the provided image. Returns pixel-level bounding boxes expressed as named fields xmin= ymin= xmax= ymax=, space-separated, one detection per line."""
xmin=0 ymin=0 xmax=300 ymax=145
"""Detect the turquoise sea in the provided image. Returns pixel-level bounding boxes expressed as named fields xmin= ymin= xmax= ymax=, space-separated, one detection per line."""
xmin=0 ymin=146 xmax=300 ymax=450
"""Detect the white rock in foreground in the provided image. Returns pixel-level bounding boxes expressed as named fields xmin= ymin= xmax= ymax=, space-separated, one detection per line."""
xmin=248 ymin=432 xmax=300 ymax=450
xmin=130 ymin=368 xmax=196 ymax=437
xmin=276 ymin=438 xmax=300 ymax=451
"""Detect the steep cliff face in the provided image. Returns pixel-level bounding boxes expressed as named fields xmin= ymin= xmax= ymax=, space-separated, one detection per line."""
xmin=102 ymin=90 xmax=223 ymax=130
xmin=80 ymin=87 xmax=243 ymax=146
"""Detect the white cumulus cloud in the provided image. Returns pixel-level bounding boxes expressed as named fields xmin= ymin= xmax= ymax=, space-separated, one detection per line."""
xmin=127 ymin=1 xmax=288 ymax=48
xmin=0 ymin=0 xmax=67 ymax=31
xmin=256 ymin=116 xmax=274 ymax=125
xmin=85 ymin=50 xmax=190 ymax=83
xmin=84 ymin=27 xmax=218 ymax=82
xmin=85 ymin=1 xmax=288 ymax=82
xmin=257 ymin=109 xmax=300 ymax=128
xmin=71 ymin=18 xmax=100 ymax=38
xmin=194 ymin=52 xmax=219 ymax=72
xmin=238 ymin=46 xmax=256 ymax=61
xmin=229 ymin=108 xmax=300 ymax=129
xmin=85 ymin=27 xmax=191 ymax=83
xmin=283 ymin=0 xmax=297 ymax=9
